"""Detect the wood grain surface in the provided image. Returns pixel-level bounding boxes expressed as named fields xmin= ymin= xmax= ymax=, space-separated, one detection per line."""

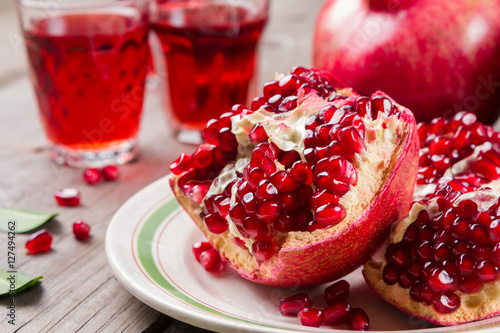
xmin=0 ymin=1 xmax=326 ymax=332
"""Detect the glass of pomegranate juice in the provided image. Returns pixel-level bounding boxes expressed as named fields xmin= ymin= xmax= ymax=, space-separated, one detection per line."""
xmin=16 ymin=0 xmax=150 ymax=167
xmin=151 ymin=0 xmax=269 ymax=143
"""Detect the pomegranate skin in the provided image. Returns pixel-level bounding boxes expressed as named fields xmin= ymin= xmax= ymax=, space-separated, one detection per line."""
xmin=170 ymin=90 xmax=419 ymax=287
xmin=313 ymin=0 xmax=500 ymax=124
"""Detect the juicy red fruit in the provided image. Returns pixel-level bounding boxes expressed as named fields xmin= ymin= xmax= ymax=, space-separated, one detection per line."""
xmin=26 ymin=229 xmax=53 ymax=254
xmin=279 ymin=293 xmax=313 ymax=316
xmin=348 ymin=308 xmax=370 ymax=331
xmin=73 ymin=220 xmax=91 ymax=240
xmin=199 ymin=249 xmax=222 ymax=271
xmin=192 ymin=241 xmax=213 ymax=261
xmin=54 ymin=188 xmax=81 ymax=207
xmin=83 ymin=168 xmax=101 ymax=185
xmin=102 ymin=165 xmax=120 ymax=181
xmin=297 ymin=307 xmax=324 ymax=327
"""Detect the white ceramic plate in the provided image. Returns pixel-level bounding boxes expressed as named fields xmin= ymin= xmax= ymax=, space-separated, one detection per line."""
xmin=106 ymin=175 xmax=500 ymax=332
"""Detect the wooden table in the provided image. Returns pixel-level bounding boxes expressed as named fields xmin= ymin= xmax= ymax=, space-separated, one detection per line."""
xmin=0 ymin=1 xmax=326 ymax=331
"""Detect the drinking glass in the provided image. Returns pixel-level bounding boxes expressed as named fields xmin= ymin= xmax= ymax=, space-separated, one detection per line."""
xmin=151 ymin=0 xmax=269 ymax=143
xmin=17 ymin=0 xmax=150 ymax=167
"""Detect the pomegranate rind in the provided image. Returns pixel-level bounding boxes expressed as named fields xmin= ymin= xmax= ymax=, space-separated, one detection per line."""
xmin=363 ymin=189 xmax=500 ymax=325
xmin=170 ymin=89 xmax=419 ymax=287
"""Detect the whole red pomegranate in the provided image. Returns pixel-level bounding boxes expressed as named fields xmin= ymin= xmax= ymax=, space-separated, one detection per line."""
xmin=170 ymin=67 xmax=419 ymax=287
xmin=313 ymin=0 xmax=500 ymax=124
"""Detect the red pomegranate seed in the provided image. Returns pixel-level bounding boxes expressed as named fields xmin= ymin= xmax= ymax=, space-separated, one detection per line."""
xmin=251 ymin=239 xmax=275 ymax=261
xmin=338 ymin=126 xmax=365 ymax=155
xmin=83 ymin=168 xmax=101 ymax=185
xmin=170 ymin=153 xmax=192 ymax=175
xmin=73 ymin=220 xmax=90 ymax=240
xmin=297 ymin=307 xmax=324 ymax=328
xmin=315 ymin=203 xmax=346 ymax=226
xmin=325 ymin=280 xmax=350 ymax=305
xmin=229 ymin=202 xmax=246 ymax=225
xmin=255 ymin=200 xmax=281 ymax=222
xmin=199 ymin=248 xmax=222 ymax=271
xmin=318 ymin=105 xmax=337 ymax=123
xmin=355 ymin=96 xmax=372 ymax=119
xmin=263 ymin=80 xmax=279 ymax=97
xmin=191 ymin=144 xmax=213 ymax=168
xmin=26 ymin=229 xmax=53 ymax=254
xmin=279 ymin=293 xmax=312 ymax=316
xmin=383 ymin=264 xmax=398 ymax=285
xmin=54 ymin=188 xmax=81 ymax=207
xmin=279 ymin=150 xmax=301 ymax=168
xmin=427 ymin=268 xmax=457 ymax=293
xmin=323 ymin=301 xmax=351 ymax=325
xmin=347 ymin=308 xmax=370 ymax=331
xmin=311 ymin=190 xmax=339 ymax=209
xmin=290 ymin=161 xmax=313 ymax=185
xmin=278 ymin=192 xmax=299 ymax=212
xmin=432 ymin=292 xmax=460 ymax=314
xmin=279 ymin=95 xmax=298 ymax=112
xmin=242 ymin=217 xmax=268 ymax=238
xmin=204 ymin=213 xmax=228 ymax=234
xmin=279 ymin=74 xmax=301 ymax=96
xmin=202 ymin=119 xmax=219 ymax=145
xmin=476 ymin=260 xmax=499 ymax=282
xmin=249 ymin=123 xmax=268 ymax=143
xmin=242 ymin=192 xmax=257 ymax=214
xmin=218 ymin=127 xmax=238 ymax=152
xmin=255 ymin=180 xmax=279 ymax=200
xmin=473 ymin=159 xmax=500 ymax=181
xmin=102 ymin=165 xmax=119 ymax=181
xmin=274 ymin=213 xmax=293 ymax=232
xmin=192 ymin=241 xmax=213 ymax=261
xmin=270 ymin=171 xmax=298 ymax=192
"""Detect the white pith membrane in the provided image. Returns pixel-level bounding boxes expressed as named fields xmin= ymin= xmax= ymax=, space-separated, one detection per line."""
xmin=199 ymin=89 xmax=408 ymax=269
xmin=364 ymin=136 xmax=500 ymax=326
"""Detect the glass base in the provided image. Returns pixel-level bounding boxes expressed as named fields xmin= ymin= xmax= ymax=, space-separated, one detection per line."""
xmin=49 ymin=138 xmax=138 ymax=168
xmin=175 ymin=127 xmax=203 ymax=145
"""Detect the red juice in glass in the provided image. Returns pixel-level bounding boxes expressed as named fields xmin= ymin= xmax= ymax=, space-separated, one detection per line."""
xmin=152 ymin=0 xmax=268 ymax=138
xmin=22 ymin=8 xmax=149 ymax=166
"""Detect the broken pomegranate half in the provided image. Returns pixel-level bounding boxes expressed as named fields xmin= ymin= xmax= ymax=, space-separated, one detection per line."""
xmin=170 ymin=67 xmax=419 ymax=287
xmin=364 ymin=112 xmax=500 ymax=325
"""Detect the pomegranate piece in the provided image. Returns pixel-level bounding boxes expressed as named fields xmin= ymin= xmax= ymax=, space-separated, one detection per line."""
xmin=323 ymin=301 xmax=351 ymax=325
xmin=54 ymin=188 xmax=81 ymax=207
xmin=297 ymin=307 xmax=324 ymax=327
xmin=170 ymin=67 xmax=419 ymax=287
xmin=364 ymin=113 xmax=500 ymax=326
xmin=278 ymin=293 xmax=312 ymax=316
xmin=83 ymin=168 xmax=101 ymax=185
xmin=26 ymin=229 xmax=53 ymax=254
xmin=73 ymin=220 xmax=91 ymax=240
xmin=102 ymin=165 xmax=119 ymax=181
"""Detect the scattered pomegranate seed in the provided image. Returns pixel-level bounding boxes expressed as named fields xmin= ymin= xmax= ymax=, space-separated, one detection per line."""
xmin=54 ymin=188 xmax=81 ymax=207
xmin=323 ymin=301 xmax=352 ymax=325
xmin=199 ymin=249 xmax=222 ymax=271
xmin=297 ymin=307 xmax=324 ymax=327
xmin=73 ymin=220 xmax=91 ymax=240
xmin=325 ymin=279 xmax=350 ymax=305
xmin=348 ymin=308 xmax=370 ymax=331
xmin=192 ymin=241 xmax=213 ymax=261
xmin=83 ymin=168 xmax=101 ymax=185
xmin=102 ymin=165 xmax=119 ymax=181
xmin=26 ymin=229 xmax=53 ymax=254
xmin=279 ymin=293 xmax=312 ymax=316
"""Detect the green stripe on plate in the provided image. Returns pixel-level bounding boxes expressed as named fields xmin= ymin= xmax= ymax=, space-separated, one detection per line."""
xmin=136 ymin=197 xmax=280 ymax=329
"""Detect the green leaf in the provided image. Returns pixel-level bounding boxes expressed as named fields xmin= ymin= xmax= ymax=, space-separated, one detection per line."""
xmin=0 ymin=208 xmax=58 ymax=233
xmin=0 ymin=269 xmax=43 ymax=297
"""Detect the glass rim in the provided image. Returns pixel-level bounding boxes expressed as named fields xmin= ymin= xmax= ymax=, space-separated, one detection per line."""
xmin=16 ymin=0 xmax=148 ymax=10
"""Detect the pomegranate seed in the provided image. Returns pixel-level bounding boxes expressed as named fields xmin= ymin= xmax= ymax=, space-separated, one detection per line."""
xmin=459 ymin=276 xmax=483 ymax=293
xmin=204 ymin=213 xmax=228 ymax=234
xmin=315 ymin=203 xmax=346 ymax=226
xmin=251 ymin=239 xmax=275 ymax=261
xmin=102 ymin=165 xmax=119 ymax=181
xmin=255 ymin=200 xmax=281 ymax=222
xmin=311 ymin=190 xmax=339 ymax=209
xmin=191 ymin=144 xmax=213 ymax=168
xmin=427 ymin=268 xmax=457 ymax=293
xmin=83 ymin=168 xmax=101 ymax=185
xmin=170 ymin=153 xmax=192 ymax=175
xmin=202 ymin=119 xmax=219 ymax=145
xmin=242 ymin=217 xmax=268 ymax=238
xmin=290 ymin=161 xmax=313 ymax=185
xmin=26 ymin=229 xmax=53 ymax=254
xmin=218 ymin=127 xmax=238 ymax=152
xmin=279 ymin=95 xmax=298 ymax=112
xmin=473 ymin=159 xmax=500 ymax=181
xmin=323 ymin=301 xmax=351 ymax=325
xmin=432 ymin=292 xmax=460 ymax=314
xmin=297 ymin=307 xmax=324 ymax=328
xmin=476 ymin=260 xmax=499 ymax=283
xmin=249 ymin=124 xmax=268 ymax=143
xmin=347 ymin=308 xmax=370 ymax=331
xmin=229 ymin=202 xmax=246 ymax=225
xmin=192 ymin=241 xmax=213 ymax=261
xmin=270 ymin=171 xmax=297 ymax=192
xmin=383 ymin=264 xmax=399 ymax=285
xmin=199 ymin=248 xmax=222 ymax=271
xmin=274 ymin=213 xmax=294 ymax=232
xmin=318 ymin=105 xmax=337 ymax=123
xmin=263 ymin=80 xmax=279 ymax=97
xmin=279 ymin=293 xmax=312 ymax=316
xmin=54 ymin=188 xmax=81 ymax=207
xmin=338 ymin=126 xmax=365 ymax=155
xmin=73 ymin=219 xmax=90 ymax=240
xmin=241 ymin=192 xmax=256 ymax=214
xmin=279 ymin=150 xmax=300 ymax=168
xmin=325 ymin=280 xmax=350 ymax=305
xmin=255 ymin=180 xmax=279 ymax=200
